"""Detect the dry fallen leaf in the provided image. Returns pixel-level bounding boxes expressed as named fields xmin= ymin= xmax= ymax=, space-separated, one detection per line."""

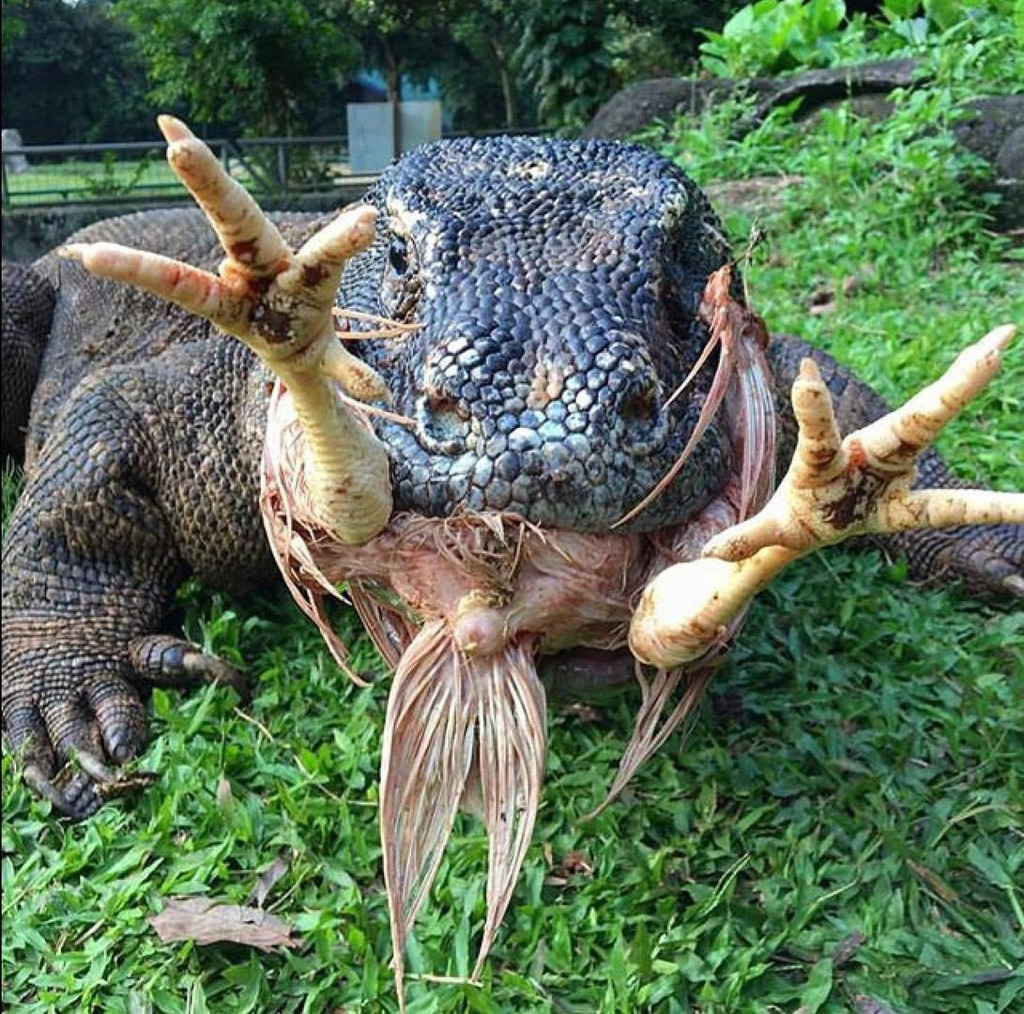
xmin=247 ymin=853 xmax=291 ymax=909
xmin=852 ymin=995 xmax=898 ymax=1014
xmin=808 ymin=269 xmax=875 ymax=315
xmin=216 ymin=775 xmax=233 ymax=810
xmin=545 ymin=850 xmax=595 ymax=885
xmin=830 ymin=930 xmax=866 ymax=968
xmin=561 ymin=702 xmax=601 ymax=723
xmin=52 ymin=764 xmax=159 ymax=801
xmin=148 ymin=896 xmax=299 ymax=952
xmin=907 ymin=859 xmax=959 ymax=902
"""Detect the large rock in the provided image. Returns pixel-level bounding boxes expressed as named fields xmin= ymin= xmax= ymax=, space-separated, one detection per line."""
xmin=955 ymin=95 xmax=1024 ymax=231
xmin=582 ymin=60 xmax=1023 ymax=230
xmin=581 ymin=60 xmax=919 ymax=141
xmin=581 ymin=77 xmax=772 ymax=140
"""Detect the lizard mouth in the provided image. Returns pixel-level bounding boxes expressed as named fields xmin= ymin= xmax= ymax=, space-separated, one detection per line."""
xmin=258 ymin=266 xmax=775 ymax=1001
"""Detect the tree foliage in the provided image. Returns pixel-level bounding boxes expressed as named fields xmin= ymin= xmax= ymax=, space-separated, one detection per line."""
xmin=511 ymin=0 xmax=738 ymax=132
xmin=514 ymin=0 xmax=619 ymax=130
xmin=1 ymin=0 xmax=152 ymax=143
xmin=1 ymin=0 xmax=739 ymax=142
xmin=116 ymin=0 xmax=359 ymax=137
xmin=329 ymin=0 xmax=468 ymax=152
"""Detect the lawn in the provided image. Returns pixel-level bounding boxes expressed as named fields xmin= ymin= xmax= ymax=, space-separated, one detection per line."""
xmin=3 ymin=142 xmax=355 ymax=208
xmin=2 ymin=15 xmax=1023 ymax=1014
xmin=3 ymin=155 xmax=185 ymax=206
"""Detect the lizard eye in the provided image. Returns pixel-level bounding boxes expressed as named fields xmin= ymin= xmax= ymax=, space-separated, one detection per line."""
xmin=379 ymin=226 xmax=420 ymax=318
xmin=388 ymin=236 xmax=409 ymax=276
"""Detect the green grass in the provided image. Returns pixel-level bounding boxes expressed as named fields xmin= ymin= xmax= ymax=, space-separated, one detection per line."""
xmin=4 ymin=146 xmax=350 ymax=208
xmin=4 ymin=157 xmax=185 ymax=206
xmin=3 ymin=13 xmax=1023 ymax=1014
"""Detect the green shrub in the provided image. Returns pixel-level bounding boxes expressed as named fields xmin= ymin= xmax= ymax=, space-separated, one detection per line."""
xmin=697 ymin=0 xmax=1020 ymax=77
xmin=699 ymin=0 xmax=867 ymax=77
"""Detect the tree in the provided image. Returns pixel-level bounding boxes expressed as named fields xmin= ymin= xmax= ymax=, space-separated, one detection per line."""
xmin=510 ymin=0 xmax=738 ymax=132
xmin=513 ymin=0 xmax=618 ymax=131
xmin=446 ymin=0 xmax=534 ymax=130
xmin=2 ymin=0 xmax=153 ymax=143
xmin=117 ymin=0 xmax=360 ymax=136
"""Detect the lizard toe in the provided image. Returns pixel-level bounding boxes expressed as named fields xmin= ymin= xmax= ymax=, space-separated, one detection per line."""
xmin=44 ymin=696 xmax=104 ymax=762
xmin=53 ymin=768 xmax=102 ymax=820
xmin=929 ymin=523 xmax=1024 ymax=600
xmin=32 ymin=686 xmax=155 ymax=816
xmin=22 ymin=762 xmax=94 ymax=818
xmin=129 ymin=634 xmax=250 ymax=698
xmin=85 ymin=675 xmax=147 ymax=763
xmin=3 ymin=698 xmax=91 ymax=818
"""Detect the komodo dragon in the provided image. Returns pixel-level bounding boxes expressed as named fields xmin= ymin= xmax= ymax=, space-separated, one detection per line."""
xmin=3 ymin=119 xmax=1022 ymax=998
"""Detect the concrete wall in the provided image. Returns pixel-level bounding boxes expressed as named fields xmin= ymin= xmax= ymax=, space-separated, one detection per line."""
xmin=2 ymin=184 xmax=374 ymax=262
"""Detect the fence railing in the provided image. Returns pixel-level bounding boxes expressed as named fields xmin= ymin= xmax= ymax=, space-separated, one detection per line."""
xmin=1 ymin=127 xmax=553 ymax=210
xmin=1 ymin=135 xmax=374 ymax=209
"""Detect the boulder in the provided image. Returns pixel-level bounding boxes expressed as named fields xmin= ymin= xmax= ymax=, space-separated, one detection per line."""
xmin=581 ymin=77 xmax=772 ymax=140
xmin=580 ymin=60 xmax=919 ymax=141
xmin=955 ymin=95 xmax=1024 ymax=232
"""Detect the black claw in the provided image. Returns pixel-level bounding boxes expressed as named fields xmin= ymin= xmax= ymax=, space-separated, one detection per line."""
xmin=105 ymin=726 xmax=134 ymax=763
xmin=69 ymin=746 xmax=116 ymax=784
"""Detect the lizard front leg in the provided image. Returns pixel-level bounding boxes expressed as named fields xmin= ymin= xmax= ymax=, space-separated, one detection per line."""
xmin=2 ymin=348 xmax=255 ymax=817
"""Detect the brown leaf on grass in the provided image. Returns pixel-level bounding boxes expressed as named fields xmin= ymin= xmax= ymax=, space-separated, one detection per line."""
xmin=852 ymin=995 xmax=898 ymax=1014
xmin=148 ymin=897 xmax=299 ymax=952
xmin=561 ymin=702 xmax=601 ymax=723
xmin=247 ymin=853 xmax=291 ymax=909
xmin=92 ymin=771 xmax=161 ymax=800
xmin=216 ymin=775 xmax=233 ymax=810
xmin=807 ymin=269 xmax=875 ymax=315
xmin=907 ymin=860 xmax=959 ymax=901
xmin=545 ymin=850 xmax=595 ymax=886
xmin=830 ymin=930 xmax=866 ymax=968
xmin=53 ymin=763 xmax=159 ymax=801
xmin=808 ymin=297 xmax=836 ymax=316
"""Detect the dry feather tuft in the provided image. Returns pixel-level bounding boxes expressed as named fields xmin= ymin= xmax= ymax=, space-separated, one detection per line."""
xmin=379 ymin=623 xmax=546 ymax=1006
xmin=380 ymin=622 xmax=476 ymax=1010
xmin=473 ymin=638 xmax=546 ymax=978
xmin=586 ymin=661 xmax=717 ymax=820
xmin=260 ymin=371 xmax=762 ymax=1003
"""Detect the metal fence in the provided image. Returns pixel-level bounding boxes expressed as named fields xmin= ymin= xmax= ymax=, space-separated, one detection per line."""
xmin=1 ymin=134 xmax=376 ymax=209
xmin=1 ymin=128 xmax=553 ymax=209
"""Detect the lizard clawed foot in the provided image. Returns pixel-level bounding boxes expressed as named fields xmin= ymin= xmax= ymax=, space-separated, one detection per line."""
xmin=8 ymin=668 xmax=151 ymax=819
xmin=630 ymin=325 xmax=1024 ymax=670
xmin=7 ymin=638 xmax=242 ymax=819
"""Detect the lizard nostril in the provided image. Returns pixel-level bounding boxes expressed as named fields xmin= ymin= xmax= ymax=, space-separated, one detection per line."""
xmin=621 ymin=384 xmax=658 ymax=424
xmin=425 ymin=384 xmax=471 ymax=422
xmin=417 ymin=378 xmax=472 ymax=454
xmin=613 ymin=368 xmax=668 ymax=455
